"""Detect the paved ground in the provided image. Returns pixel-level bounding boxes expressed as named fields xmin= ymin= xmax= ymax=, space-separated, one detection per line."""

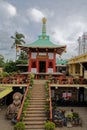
xmin=0 ymin=106 xmax=13 ymax=130
xmin=0 ymin=106 xmax=87 ymax=130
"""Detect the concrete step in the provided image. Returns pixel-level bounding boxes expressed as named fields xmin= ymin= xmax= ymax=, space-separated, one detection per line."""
xmin=31 ymin=93 xmax=45 ymax=95
xmin=32 ymin=87 xmax=44 ymax=89
xmin=32 ymin=92 xmax=45 ymax=94
xmin=27 ymin=107 xmax=45 ymax=111
xmin=30 ymin=99 xmax=46 ymax=102
xmin=24 ymin=120 xmax=46 ymax=125
xmin=29 ymin=100 xmax=46 ymax=103
xmin=25 ymin=124 xmax=45 ymax=129
xmin=30 ymin=97 xmax=46 ymax=101
xmin=34 ymin=80 xmax=47 ymax=84
xmin=29 ymin=101 xmax=46 ymax=104
xmin=24 ymin=113 xmax=46 ymax=117
xmin=23 ymin=116 xmax=47 ymax=121
xmin=26 ymin=110 xmax=45 ymax=114
xmin=28 ymin=104 xmax=45 ymax=108
xmin=31 ymin=92 xmax=45 ymax=94
xmin=32 ymin=94 xmax=45 ymax=96
xmin=31 ymin=95 xmax=45 ymax=98
xmin=31 ymin=96 xmax=45 ymax=98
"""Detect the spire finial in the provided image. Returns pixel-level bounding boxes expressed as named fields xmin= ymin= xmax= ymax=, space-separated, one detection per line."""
xmin=42 ymin=17 xmax=47 ymax=24
xmin=42 ymin=17 xmax=46 ymax=35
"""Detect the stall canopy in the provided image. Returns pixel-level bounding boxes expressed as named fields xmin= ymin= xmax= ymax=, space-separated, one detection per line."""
xmin=0 ymin=87 xmax=13 ymax=99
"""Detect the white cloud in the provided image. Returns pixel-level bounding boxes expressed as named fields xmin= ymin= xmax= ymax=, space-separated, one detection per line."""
xmin=0 ymin=1 xmax=17 ymax=18
xmin=50 ymin=15 xmax=87 ymax=44
xmin=43 ymin=9 xmax=54 ymax=17
xmin=27 ymin=8 xmax=45 ymax=22
xmin=6 ymin=4 xmax=17 ymax=16
xmin=49 ymin=15 xmax=87 ymax=58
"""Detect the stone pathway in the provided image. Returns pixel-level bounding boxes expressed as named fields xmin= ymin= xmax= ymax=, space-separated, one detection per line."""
xmin=0 ymin=106 xmax=13 ymax=130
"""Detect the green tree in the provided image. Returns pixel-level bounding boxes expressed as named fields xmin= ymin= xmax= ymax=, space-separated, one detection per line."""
xmin=18 ymin=51 xmax=27 ymax=60
xmin=4 ymin=60 xmax=17 ymax=73
xmin=0 ymin=54 xmax=5 ymax=67
xmin=16 ymin=51 xmax=28 ymax=64
xmin=11 ymin=32 xmax=25 ymax=60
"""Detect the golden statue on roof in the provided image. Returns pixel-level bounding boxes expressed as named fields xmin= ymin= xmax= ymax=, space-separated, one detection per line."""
xmin=42 ymin=17 xmax=47 ymax=24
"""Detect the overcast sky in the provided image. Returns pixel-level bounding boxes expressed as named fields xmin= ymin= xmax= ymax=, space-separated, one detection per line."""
xmin=0 ymin=0 xmax=87 ymax=60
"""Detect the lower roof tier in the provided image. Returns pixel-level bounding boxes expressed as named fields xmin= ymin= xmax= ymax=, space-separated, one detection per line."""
xmin=18 ymin=45 xmax=66 ymax=55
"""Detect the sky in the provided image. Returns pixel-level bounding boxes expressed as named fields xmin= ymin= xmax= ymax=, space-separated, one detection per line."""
xmin=0 ymin=0 xmax=87 ymax=60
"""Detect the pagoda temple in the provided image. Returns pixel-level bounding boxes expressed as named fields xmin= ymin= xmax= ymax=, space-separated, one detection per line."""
xmin=18 ymin=18 xmax=66 ymax=79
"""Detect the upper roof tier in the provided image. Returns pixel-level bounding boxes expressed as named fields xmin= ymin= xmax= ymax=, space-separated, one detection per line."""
xmin=18 ymin=17 xmax=66 ymax=55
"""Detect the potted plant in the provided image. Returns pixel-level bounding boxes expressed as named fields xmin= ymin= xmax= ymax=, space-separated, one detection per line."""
xmin=14 ymin=121 xmax=25 ymax=130
xmin=45 ymin=121 xmax=55 ymax=130
xmin=73 ymin=112 xmax=79 ymax=119
xmin=67 ymin=113 xmax=73 ymax=121
xmin=72 ymin=112 xmax=80 ymax=125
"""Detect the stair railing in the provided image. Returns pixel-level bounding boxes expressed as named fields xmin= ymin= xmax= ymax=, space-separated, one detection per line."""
xmin=49 ymin=83 xmax=52 ymax=121
xmin=17 ymin=83 xmax=29 ymax=121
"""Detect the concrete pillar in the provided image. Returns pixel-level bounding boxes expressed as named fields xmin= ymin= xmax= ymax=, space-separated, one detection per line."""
xmin=68 ymin=65 xmax=71 ymax=75
xmin=72 ymin=64 xmax=75 ymax=76
xmin=80 ymin=64 xmax=83 ymax=76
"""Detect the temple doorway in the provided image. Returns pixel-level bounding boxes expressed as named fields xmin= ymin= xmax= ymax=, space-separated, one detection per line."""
xmin=39 ymin=61 xmax=46 ymax=73
xmin=78 ymin=87 xmax=84 ymax=103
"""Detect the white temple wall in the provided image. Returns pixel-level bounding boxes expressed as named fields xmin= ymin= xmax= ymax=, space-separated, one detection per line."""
xmin=31 ymin=68 xmax=37 ymax=73
xmin=48 ymin=53 xmax=54 ymax=59
xmin=48 ymin=68 xmax=53 ymax=73
xmin=31 ymin=53 xmax=37 ymax=58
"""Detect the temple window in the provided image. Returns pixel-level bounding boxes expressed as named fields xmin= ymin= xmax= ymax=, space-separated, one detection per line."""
xmin=48 ymin=68 xmax=53 ymax=73
xmin=48 ymin=62 xmax=53 ymax=68
xmin=31 ymin=53 xmax=37 ymax=58
xmin=31 ymin=61 xmax=36 ymax=68
xmin=48 ymin=53 xmax=53 ymax=59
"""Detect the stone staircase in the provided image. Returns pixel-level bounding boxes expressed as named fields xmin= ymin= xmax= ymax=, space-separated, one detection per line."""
xmin=34 ymin=79 xmax=47 ymax=84
xmin=23 ymin=81 xmax=46 ymax=130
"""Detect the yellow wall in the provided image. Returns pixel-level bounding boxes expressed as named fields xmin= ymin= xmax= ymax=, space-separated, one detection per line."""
xmin=67 ymin=53 xmax=87 ymax=78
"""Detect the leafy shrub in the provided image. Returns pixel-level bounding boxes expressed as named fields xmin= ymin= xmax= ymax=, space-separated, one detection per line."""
xmin=45 ymin=121 xmax=55 ymax=130
xmin=73 ymin=112 xmax=79 ymax=118
xmin=67 ymin=113 xmax=73 ymax=119
xmin=14 ymin=121 xmax=25 ymax=130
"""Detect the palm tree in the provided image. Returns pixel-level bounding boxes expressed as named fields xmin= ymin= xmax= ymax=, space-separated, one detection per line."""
xmin=11 ymin=32 xmax=25 ymax=60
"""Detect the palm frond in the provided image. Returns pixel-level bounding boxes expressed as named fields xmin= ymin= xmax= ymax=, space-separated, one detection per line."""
xmin=11 ymin=42 xmax=16 ymax=48
xmin=11 ymin=32 xmax=25 ymax=50
xmin=11 ymin=36 xmax=16 ymax=40
xmin=19 ymin=39 xmax=26 ymax=44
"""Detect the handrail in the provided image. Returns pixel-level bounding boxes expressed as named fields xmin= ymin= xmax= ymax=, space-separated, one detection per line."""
xmin=17 ymin=83 xmax=29 ymax=121
xmin=49 ymin=83 xmax=52 ymax=121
